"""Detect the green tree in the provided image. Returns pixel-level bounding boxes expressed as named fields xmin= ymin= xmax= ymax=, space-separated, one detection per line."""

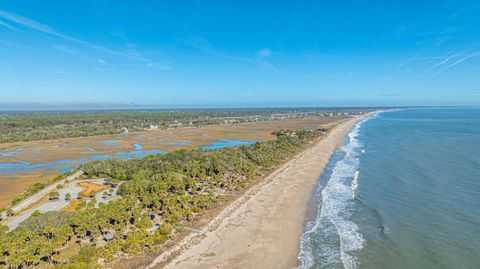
xmin=0 ymin=223 xmax=8 ymax=234
xmin=31 ymin=210 xmax=42 ymax=217
xmin=49 ymin=191 xmax=60 ymax=200
xmin=88 ymin=190 xmax=96 ymax=198
xmin=6 ymin=208 xmax=14 ymax=216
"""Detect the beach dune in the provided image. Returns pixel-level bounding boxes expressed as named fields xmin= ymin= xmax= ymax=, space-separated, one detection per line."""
xmin=147 ymin=116 xmax=364 ymax=269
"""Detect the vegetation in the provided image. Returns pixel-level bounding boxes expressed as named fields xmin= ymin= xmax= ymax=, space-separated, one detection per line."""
xmin=31 ymin=210 xmax=42 ymax=218
xmin=6 ymin=209 xmax=14 ymax=217
xmin=10 ymin=170 xmax=77 ymax=206
xmin=11 ymin=183 xmax=47 ymax=206
xmin=0 ymin=108 xmax=364 ymax=143
xmin=0 ymin=128 xmax=326 ymax=268
xmin=49 ymin=191 xmax=60 ymax=200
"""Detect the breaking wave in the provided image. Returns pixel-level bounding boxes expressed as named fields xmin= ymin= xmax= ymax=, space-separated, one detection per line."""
xmin=295 ymin=117 xmax=373 ymax=269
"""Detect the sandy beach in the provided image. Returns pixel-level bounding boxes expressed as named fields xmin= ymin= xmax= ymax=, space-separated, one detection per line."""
xmin=146 ymin=115 xmax=367 ymax=269
xmin=0 ymin=117 xmax=344 ymax=209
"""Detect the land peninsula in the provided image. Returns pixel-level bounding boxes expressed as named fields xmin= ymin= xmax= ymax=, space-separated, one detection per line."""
xmin=0 ymin=109 xmax=370 ymax=268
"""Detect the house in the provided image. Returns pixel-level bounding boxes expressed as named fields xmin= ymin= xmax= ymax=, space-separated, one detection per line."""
xmin=169 ymin=121 xmax=183 ymax=128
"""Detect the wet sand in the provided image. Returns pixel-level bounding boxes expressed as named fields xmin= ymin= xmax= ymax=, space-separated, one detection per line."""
xmin=149 ymin=115 xmax=366 ymax=269
xmin=0 ymin=117 xmax=344 ymax=208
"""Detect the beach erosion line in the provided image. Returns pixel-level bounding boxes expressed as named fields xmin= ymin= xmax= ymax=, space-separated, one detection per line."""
xmin=148 ymin=115 xmax=371 ymax=269
xmin=295 ymin=113 xmax=378 ymax=269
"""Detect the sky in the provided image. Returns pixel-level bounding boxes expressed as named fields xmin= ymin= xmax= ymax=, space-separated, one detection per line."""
xmin=0 ymin=0 xmax=480 ymax=108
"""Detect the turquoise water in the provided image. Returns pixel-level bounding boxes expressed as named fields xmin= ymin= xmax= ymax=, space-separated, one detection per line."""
xmin=0 ymin=139 xmax=257 ymax=176
xmin=0 ymin=150 xmax=167 ymax=175
xmin=166 ymin=140 xmax=192 ymax=146
xmin=297 ymin=108 xmax=480 ymax=269
xmin=201 ymin=139 xmax=255 ymax=149
xmin=133 ymin=143 xmax=143 ymax=150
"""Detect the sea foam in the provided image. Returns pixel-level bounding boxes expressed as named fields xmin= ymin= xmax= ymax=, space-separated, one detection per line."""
xmin=295 ymin=116 xmax=373 ymax=269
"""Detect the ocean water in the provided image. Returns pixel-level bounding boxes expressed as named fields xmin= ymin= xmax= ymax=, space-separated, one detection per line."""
xmin=297 ymin=108 xmax=480 ymax=269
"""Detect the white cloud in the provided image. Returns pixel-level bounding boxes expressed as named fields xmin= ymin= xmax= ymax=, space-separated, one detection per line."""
xmin=0 ymin=9 xmax=169 ymax=69
xmin=0 ymin=10 xmax=79 ymax=42
xmin=433 ymin=51 xmax=480 ymax=74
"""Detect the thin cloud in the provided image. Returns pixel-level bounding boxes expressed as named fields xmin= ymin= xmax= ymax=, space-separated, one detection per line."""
xmin=396 ymin=54 xmax=417 ymax=69
xmin=0 ymin=10 xmax=79 ymax=42
xmin=417 ymin=50 xmax=480 ymax=76
xmin=396 ymin=50 xmax=480 ymax=77
xmin=184 ymin=36 xmax=279 ymax=73
xmin=167 ymin=0 xmax=202 ymax=58
xmin=53 ymin=44 xmax=108 ymax=67
xmin=182 ymin=0 xmax=201 ymax=35
xmin=0 ymin=19 xmax=20 ymax=32
xmin=258 ymin=48 xmax=272 ymax=58
xmin=0 ymin=9 xmax=169 ymax=69
xmin=433 ymin=51 xmax=480 ymax=74
xmin=395 ymin=54 xmax=452 ymax=71
xmin=424 ymin=52 xmax=459 ymax=74
xmin=395 ymin=53 xmax=442 ymax=70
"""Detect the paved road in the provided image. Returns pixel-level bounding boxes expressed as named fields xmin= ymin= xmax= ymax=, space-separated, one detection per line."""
xmin=6 ymin=178 xmax=117 ymax=230
xmin=10 ymin=170 xmax=83 ymax=213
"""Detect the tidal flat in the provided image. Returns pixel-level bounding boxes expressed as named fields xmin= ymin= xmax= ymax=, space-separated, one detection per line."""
xmin=0 ymin=117 xmax=343 ymax=208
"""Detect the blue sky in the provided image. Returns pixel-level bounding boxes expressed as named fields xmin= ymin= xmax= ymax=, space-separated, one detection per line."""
xmin=0 ymin=0 xmax=479 ymax=108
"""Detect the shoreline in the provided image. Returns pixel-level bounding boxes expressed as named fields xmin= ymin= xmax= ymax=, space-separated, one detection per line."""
xmin=0 ymin=117 xmax=345 ymax=209
xmin=146 ymin=114 xmax=369 ymax=269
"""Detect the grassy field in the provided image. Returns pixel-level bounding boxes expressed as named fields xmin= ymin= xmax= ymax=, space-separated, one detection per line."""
xmin=0 ymin=117 xmax=346 ymax=208
xmin=62 ymin=200 xmax=82 ymax=212
xmin=77 ymin=182 xmax=109 ymax=197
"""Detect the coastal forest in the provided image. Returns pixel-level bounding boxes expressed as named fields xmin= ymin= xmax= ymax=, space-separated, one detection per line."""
xmin=0 ymin=108 xmax=361 ymax=143
xmin=0 ymin=128 xmax=326 ymax=268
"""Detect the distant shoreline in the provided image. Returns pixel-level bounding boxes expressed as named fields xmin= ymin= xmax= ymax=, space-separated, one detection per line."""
xmin=145 ymin=114 xmax=370 ymax=269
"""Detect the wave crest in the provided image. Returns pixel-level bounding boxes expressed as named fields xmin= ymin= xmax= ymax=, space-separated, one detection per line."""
xmin=295 ymin=117 xmax=372 ymax=269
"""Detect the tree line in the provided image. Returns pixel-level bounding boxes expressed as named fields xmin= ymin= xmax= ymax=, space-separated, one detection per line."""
xmin=0 ymin=128 xmax=327 ymax=268
xmin=0 ymin=108 xmax=356 ymax=143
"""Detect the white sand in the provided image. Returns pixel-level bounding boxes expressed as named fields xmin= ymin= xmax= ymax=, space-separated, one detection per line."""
xmin=147 ymin=116 xmax=366 ymax=269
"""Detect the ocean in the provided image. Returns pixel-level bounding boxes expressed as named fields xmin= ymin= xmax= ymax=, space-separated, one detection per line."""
xmin=296 ymin=108 xmax=480 ymax=269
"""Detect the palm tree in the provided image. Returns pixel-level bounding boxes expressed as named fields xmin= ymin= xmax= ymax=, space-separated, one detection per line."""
xmin=48 ymin=191 xmax=59 ymax=200
xmin=6 ymin=208 xmax=14 ymax=216
xmin=89 ymin=190 xmax=96 ymax=198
